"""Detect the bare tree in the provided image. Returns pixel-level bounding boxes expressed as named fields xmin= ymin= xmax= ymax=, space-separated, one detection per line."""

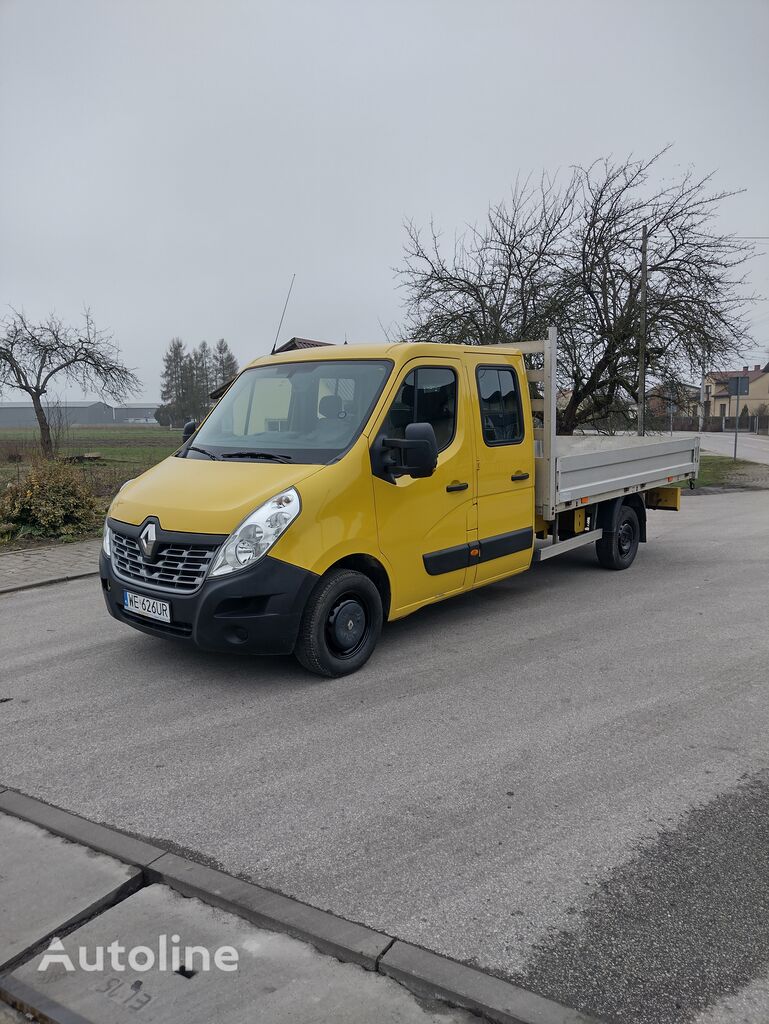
xmin=400 ymin=173 xmax=576 ymax=346
xmin=398 ymin=151 xmax=757 ymax=433
xmin=0 ymin=308 xmax=140 ymax=457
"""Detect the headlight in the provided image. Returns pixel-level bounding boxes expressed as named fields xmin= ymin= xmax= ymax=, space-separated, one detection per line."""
xmin=209 ymin=488 xmax=301 ymax=577
xmin=102 ymin=518 xmax=112 ymax=557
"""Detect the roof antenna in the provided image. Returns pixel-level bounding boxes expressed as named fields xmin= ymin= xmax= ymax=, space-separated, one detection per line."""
xmin=271 ymin=273 xmax=296 ymax=354
xmin=344 ymin=331 xmax=348 ymax=346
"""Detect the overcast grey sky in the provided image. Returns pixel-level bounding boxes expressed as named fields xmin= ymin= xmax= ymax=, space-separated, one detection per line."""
xmin=1 ymin=0 xmax=767 ymax=402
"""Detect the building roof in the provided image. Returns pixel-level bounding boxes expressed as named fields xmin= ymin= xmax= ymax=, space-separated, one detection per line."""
xmin=708 ymin=364 xmax=768 ymax=398
xmin=710 ymin=364 xmax=768 ymax=382
xmin=0 ymin=400 xmax=109 ymax=408
xmin=273 ymin=337 xmax=336 ymax=353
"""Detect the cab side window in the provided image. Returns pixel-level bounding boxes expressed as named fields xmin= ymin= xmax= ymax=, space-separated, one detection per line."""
xmin=380 ymin=367 xmax=457 ymax=451
xmin=477 ymin=366 xmax=523 ymax=445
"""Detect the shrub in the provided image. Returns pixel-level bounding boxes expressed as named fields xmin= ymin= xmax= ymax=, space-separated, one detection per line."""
xmin=0 ymin=460 xmax=102 ymax=538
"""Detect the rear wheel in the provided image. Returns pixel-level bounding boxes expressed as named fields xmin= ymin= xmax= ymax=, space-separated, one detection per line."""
xmin=596 ymin=504 xmax=640 ymax=570
xmin=294 ymin=568 xmax=383 ymax=677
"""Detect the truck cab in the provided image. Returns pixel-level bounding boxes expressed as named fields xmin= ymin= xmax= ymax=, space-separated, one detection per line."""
xmin=100 ymin=337 xmax=698 ymax=676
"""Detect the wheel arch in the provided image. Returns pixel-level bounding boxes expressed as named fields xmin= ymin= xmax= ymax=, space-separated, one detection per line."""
xmin=596 ymin=494 xmax=647 ymax=543
xmin=326 ymin=553 xmax=392 ymax=620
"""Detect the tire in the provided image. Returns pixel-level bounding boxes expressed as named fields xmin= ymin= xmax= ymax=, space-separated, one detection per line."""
xmin=596 ymin=504 xmax=640 ymax=570
xmin=294 ymin=568 xmax=383 ymax=677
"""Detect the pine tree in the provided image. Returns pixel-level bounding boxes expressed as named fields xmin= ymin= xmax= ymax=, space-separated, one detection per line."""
xmin=158 ymin=338 xmax=187 ymax=425
xmin=158 ymin=337 xmax=237 ymax=425
xmin=212 ymin=339 xmax=239 ymax=388
xmin=180 ymin=353 xmax=197 ymax=419
xmin=194 ymin=340 xmax=214 ymax=408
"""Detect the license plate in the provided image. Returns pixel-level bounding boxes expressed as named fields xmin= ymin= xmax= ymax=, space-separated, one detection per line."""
xmin=123 ymin=591 xmax=171 ymax=623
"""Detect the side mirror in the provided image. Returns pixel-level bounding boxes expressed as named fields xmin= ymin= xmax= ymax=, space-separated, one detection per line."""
xmin=182 ymin=420 xmax=197 ymax=442
xmin=379 ymin=422 xmax=439 ymax=480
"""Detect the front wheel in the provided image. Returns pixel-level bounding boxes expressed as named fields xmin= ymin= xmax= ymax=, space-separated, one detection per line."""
xmin=596 ymin=505 xmax=640 ymax=570
xmin=294 ymin=568 xmax=383 ymax=677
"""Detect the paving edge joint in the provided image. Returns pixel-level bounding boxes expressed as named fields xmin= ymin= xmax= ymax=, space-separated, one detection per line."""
xmin=0 ymin=786 xmax=604 ymax=1024
xmin=0 ymin=569 xmax=99 ymax=596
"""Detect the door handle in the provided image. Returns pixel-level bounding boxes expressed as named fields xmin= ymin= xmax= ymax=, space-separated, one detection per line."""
xmin=510 ymin=472 xmax=530 ymax=481
xmin=446 ymin=481 xmax=469 ymax=492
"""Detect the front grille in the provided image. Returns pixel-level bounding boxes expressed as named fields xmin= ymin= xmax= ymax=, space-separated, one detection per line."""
xmin=111 ymin=530 xmax=219 ymax=592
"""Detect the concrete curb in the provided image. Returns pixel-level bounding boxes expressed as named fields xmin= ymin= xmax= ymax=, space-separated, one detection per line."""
xmin=0 ymin=787 xmax=605 ymax=1024
xmin=0 ymin=975 xmax=92 ymax=1024
xmin=0 ymin=790 xmax=164 ymax=868
xmin=146 ymin=852 xmax=391 ymax=970
xmin=380 ymin=941 xmax=599 ymax=1024
xmin=0 ymin=569 xmax=99 ymax=596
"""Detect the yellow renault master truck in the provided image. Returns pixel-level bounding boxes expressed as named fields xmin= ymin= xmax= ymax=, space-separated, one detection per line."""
xmin=100 ymin=329 xmax=699 ymax=676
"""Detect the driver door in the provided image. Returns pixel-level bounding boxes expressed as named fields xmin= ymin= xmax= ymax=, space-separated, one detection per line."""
xmin=370 ymin=359 xmax=477 ymax=615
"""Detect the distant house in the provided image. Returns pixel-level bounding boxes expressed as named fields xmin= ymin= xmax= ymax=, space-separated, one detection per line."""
xmin=646 ymin=383 xmax=700 ymax=420
xmin=704 ymin=363 xmax=769 ymax=419
xmin=114 ymin=402 xmax=160 ymax=424
xmin=0 ymin=400 xmax=114 ymax=428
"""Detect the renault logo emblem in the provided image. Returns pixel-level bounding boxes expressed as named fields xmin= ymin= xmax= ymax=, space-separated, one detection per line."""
xmin=139 ymin=522 xmax=158 ymax=560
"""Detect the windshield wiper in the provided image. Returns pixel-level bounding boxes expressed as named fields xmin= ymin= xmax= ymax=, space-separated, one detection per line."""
xmin=220 ymin=451 xmax=292 ymax=463
xmin=184 ymin=445 xmax=221 ymax=460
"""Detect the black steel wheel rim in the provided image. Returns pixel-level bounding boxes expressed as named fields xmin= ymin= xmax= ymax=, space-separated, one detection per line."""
xmin=617 ymin=520 xmax=635 ymax=556
xmin=326 ymin=594 xmax=369 ymax=658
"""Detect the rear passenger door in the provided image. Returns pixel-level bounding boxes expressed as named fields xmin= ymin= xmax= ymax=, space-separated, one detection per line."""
xmin=471 ymin=361 xmax=534 ymax=584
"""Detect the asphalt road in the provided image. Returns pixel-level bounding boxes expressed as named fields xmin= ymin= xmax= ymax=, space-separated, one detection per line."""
xmin=2 ymin=490 xmax=769 ymax=1024
xmin=698 ymin=430 xmax=769 ymax=464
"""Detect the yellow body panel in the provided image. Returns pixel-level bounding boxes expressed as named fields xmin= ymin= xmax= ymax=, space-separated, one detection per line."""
xmin=109 ymin=342 xmax=538 ymax=621
xmin=109 ymin=457 xmax=323 ymax=534
xmin=645 ymin=485 xmax=682 ymax=511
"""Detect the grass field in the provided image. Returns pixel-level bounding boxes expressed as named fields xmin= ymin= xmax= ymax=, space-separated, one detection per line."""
xmin=0 ymin=428 xmax=762 ymax=550
xmin=0 ymin=424 xmax=179 ymax=461
xmin=0 ymin=424 xmax=181 ymax=501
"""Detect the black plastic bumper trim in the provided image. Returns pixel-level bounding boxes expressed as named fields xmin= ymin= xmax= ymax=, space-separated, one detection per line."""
xmin=101 ymin=552 xmax=319 ymax=655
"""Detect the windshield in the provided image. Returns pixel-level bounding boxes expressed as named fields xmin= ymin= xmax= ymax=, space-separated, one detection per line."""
xmin=186 ymin=359 xmax=392 ymax=463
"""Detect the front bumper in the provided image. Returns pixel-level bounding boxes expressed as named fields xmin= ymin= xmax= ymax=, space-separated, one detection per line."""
xmin=100 ymin=551 xmax=319 ymax=655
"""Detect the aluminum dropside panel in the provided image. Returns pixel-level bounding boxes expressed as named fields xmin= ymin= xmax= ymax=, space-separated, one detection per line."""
xmin=554 ymin=434 xmax=700 ymax=508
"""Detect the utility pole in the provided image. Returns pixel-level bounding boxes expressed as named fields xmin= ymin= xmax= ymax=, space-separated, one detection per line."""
xmin=698 ymin=357 xmax=706 ymax=433
xmin=637 ymin=224 xmax=648 ymax=436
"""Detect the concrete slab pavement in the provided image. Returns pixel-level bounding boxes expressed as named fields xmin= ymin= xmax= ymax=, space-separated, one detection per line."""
xmin=0 ymin=815 xmax=140 ymax=971
xmin=1 ymin=798 xmax=598 ymax=1024
xmin=0 ymin=539 xmax=100 ymax=594
xmin=0 ymin=811 xmax=487 ymax=1024
xmin=9 ymin=884 xmax=478 ymax=1024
